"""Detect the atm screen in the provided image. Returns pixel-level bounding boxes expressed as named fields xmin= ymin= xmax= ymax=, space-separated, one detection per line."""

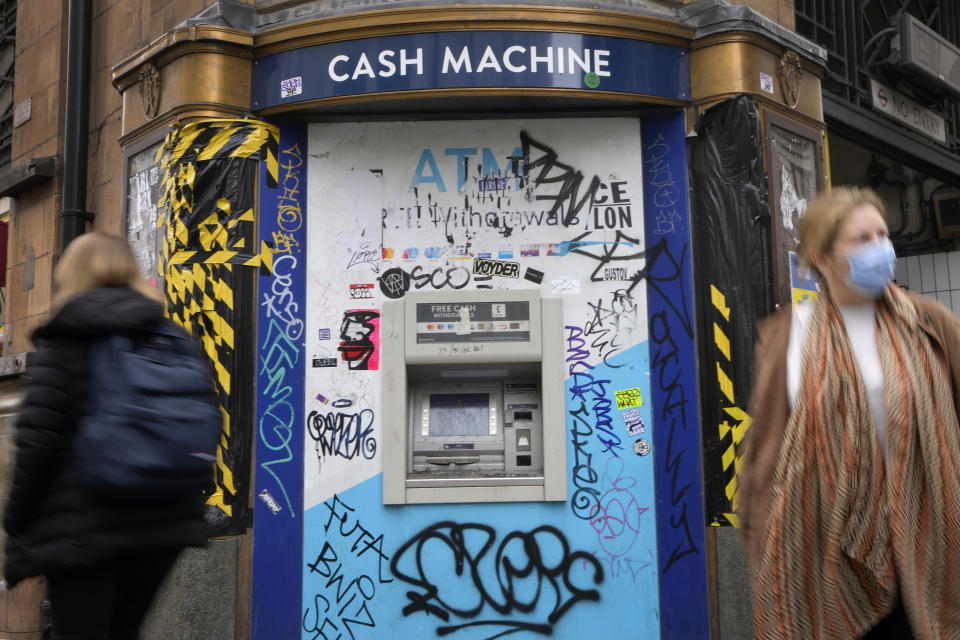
xmin=428 ymin=393 xmax=491 ymax=436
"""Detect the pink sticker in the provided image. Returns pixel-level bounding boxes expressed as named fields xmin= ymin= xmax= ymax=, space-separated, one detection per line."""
xmin=338 ymin=309 xmax=379 ymax=370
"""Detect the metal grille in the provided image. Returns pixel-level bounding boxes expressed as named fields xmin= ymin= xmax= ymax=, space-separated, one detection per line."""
xmin=795 ymin=0 xmax=960 ymax=153
xmin=0 ymin=0 xmax=14 ymax=170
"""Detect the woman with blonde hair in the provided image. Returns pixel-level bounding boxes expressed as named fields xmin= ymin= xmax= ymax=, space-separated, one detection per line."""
xmin=2 ymin=232 xmax=211 ymax=639
xmin=738 ymin=187 xmax=960 ymax=639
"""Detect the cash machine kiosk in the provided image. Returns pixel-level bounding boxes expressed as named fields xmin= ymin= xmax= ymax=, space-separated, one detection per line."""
xmin=381 ymin=290 xmax=566 ymax=504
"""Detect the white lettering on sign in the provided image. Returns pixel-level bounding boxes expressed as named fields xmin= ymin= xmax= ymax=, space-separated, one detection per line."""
xmin=330 ymin=45 xmax=613 ymax=82
xmin=430 ymin=304 xmax=478 ymax=317
xmin=870 ymin=79 xmax=946 ymax=144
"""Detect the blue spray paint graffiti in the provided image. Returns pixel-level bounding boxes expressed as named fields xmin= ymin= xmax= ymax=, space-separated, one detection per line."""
xmin=259 ymin=317 xmax=301 ymax=513
xmin=565 ymin=335 xmax=659 ymax=607
xmin=254 ymin=125 xmax=307 ymax=640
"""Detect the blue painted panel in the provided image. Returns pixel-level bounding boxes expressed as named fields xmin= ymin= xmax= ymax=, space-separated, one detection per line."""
xmin=252 ymin=31 xmax=690 ymax=109
xmin=641 ymin=113 xmax=710 ymax=638
xmin=300 ymin=342 xmax=658 ymax=640
xmin=292 ymin=116 xmax=706 ymax=639
xmin=253 ymin=124 xmax=308 ymax=640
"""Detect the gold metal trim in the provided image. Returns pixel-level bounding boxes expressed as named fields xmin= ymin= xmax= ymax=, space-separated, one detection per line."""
xmin=692 ymin=32 xmax=825 ymax=76
xmin=254 ymin=5 xmax=694 ymax=56
xmin=139 ymin=62 xmax=161 ymax=120
xmin=777 ymin=50 xmax=803 ymax=108
xmin=113 ymin=26 xmax=253 ymax=87
xmin=255 ymin=87 xmax=686 ymax=116
xmin=758 ymin=98 xmax=826 ymax=134
xmin=118 ymin=105 xmax=251 ymax=148
xmin=690 ymin=36 xmax=824 ymax=122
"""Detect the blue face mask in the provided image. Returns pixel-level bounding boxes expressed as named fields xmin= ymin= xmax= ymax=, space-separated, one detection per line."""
xmin=843 ymin=238 xmax=896 ymax=298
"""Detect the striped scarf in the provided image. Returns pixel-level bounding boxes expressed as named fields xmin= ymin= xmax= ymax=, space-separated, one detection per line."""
xmin=754 ymin=285 xmax=960 ymax=639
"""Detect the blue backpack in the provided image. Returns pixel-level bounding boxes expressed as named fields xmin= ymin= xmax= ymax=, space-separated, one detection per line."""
xmin=76 ymin=320 xmax=222 ymax=499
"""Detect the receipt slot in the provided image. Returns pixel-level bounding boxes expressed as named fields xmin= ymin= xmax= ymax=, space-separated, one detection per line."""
xmin=381 ymin=290 xmax=566 ymax=504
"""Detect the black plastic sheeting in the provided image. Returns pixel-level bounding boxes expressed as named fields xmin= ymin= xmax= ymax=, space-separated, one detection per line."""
xmin=190 ymin=157 xmax=258 ymax=536
xmin=689 ymin=95 xmax=774 ymax=525
xmin=156 ymin=125 xmax=265 ymax=536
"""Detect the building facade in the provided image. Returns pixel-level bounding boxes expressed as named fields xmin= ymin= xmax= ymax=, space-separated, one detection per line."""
xmin=3 ymin=0 xmax=954 ymax=639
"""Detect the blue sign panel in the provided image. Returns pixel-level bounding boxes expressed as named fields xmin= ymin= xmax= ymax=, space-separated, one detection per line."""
xmin=252 ymin=31 xmax=689 ymax=109
xmin=641 ymin=112 xmax=710 ymax=639
xmin=253 ymin=124 xmax=308 ymax=640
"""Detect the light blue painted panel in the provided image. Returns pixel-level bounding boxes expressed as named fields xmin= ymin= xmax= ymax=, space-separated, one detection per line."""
xmin=301 ymin=343 xmax=656 ymax=640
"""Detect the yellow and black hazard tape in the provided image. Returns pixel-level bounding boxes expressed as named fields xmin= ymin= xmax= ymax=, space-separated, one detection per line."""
xmin=169 ymin=246 xmax=273 ymax=271
xmin=155 ymin=118 xmax=278 ymax=522
xmin=156 ymin=119 xmax=279 ymax=187
xmin=709 ymin=284 xmax=752 ymax=527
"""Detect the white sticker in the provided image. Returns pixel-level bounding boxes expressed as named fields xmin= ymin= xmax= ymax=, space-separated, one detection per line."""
xmin=457 ymin=305 xmax=472 ymax=334
xmin=759 ymin=72 xmax=774 ymax=94
xmin=280 ymin=76 xmax=303 ymax=99
xmin=258 ymin=489 xmax=283 ymax=515
xmin=633 ymin=439 xmax=651 ymax=457
xmin=779 ymin=165 xmax=808 ymax=230
xmin=551 ymin=278 xmax=581 ymax=295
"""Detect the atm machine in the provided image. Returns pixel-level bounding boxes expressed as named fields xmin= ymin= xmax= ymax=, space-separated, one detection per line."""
xmin=381 ymin=290 xmax=566 ymax=504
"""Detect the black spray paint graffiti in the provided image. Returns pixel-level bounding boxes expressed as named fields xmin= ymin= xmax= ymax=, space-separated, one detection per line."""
xmin=520 ymin=131 xmax=602 ymax=227
xmin=302 ymin=494 xmax=392 ymax=640
xmin=338 ymin=310 xmax=379 ymax=370
xmin=573 ymin=235 xmax=698 ymax=575
xmin=393 ymin=131 xmax=603 ymax=240
xmin=641 ymin=128 xmax=702 ymax=578
xmin=306 ymin=399 xmax=377 ymax=473
xmin=345 ymin=242 xmax=382 ymax=273
xmin=582 ymin=289 xmax=640 ymax=367
xmin=570 ymin=232 xmax=693 ymax=337
xmin=390 ymin=522 xmax=603 ymax=639
xmin=650 ymin=309 xmax=698 ymax=574
xmin=378 ymin=265 xmax=492 ymax=299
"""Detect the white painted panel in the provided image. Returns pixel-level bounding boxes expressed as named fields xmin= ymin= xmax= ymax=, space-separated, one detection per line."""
xmin=949 ymin=251 xmax=960 ymax=290
xmin=894 ymin=254 xmax=908 ymax=287
xmin=936 ymin=290 xmax=952 ymax=309
xmin=934 ymin=252 xmax=951 ymax=292
xmin=905 ymin=254 xmax=921 ymax=292
xmin=919 ymin=253 xmax=936 ymax=293
xmin=305 ymin=118 xmax=649 ymax=509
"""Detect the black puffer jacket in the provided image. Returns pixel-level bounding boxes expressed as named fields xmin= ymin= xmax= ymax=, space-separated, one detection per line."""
xmin=2 ymin=286 xmax=211 ymax=587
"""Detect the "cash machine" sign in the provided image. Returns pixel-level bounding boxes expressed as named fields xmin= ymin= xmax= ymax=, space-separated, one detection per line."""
xmin=252 ymin=31 xmax=690 ymax=109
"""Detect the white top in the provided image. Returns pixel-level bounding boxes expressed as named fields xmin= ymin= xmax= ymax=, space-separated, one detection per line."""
xmin=787 ymin=301 xmax=888 ymax=451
